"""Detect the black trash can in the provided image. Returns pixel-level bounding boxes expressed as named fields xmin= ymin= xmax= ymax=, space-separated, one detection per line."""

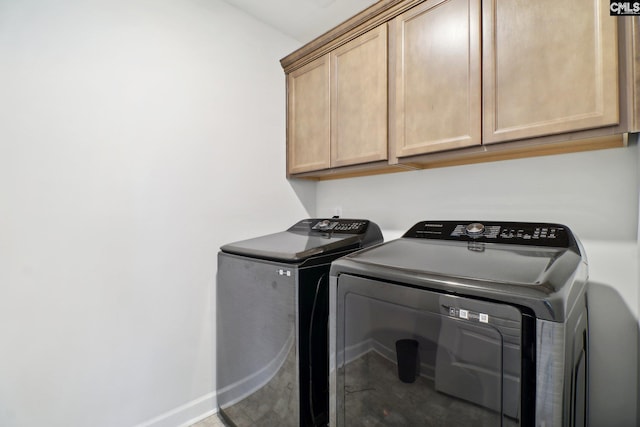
xmin=396 ymin=339 xmax=419 ymax=383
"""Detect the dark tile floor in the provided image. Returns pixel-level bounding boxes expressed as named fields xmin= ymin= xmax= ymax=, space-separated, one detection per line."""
xmin=189 ymin=413 xmax=227 ymax=427
xmin=342 ymin=351 xmax=516 ymax=426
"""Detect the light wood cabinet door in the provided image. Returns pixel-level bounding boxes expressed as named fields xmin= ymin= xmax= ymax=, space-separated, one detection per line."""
xmin=331 ymin=25 xmax=388 ymax=167
xmin=287 ymin=54 xmax=331 ymax=174
xmin=390 ymin=0 xmax=482 ymax=158
xmin=483 ymin=0 xmax=619 ymax=144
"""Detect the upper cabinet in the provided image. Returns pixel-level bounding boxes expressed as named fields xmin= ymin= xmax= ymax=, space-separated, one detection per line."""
xmin=390 ymin=0 xmax=481 ymax=159
xmin=331 ymin=25 xmax=388 ymax=168
xmin=483 ymin=0 xmax=620 ymax=144
xmin=281 ymin=0 xmax=639 ymax=179
xmin=287 ymin=55 xmax=331 ymax=174
xmin=286 ymin=25 xmax=388 ymax=175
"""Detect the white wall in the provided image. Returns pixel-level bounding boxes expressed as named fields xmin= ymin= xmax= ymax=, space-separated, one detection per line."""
xmin=317 ymin=144 xmax=639 ymax=241
xmin=316 ymin=142 xmax=640 ymax=425
xmin=0 ymin=1 xmax=311 ymax=426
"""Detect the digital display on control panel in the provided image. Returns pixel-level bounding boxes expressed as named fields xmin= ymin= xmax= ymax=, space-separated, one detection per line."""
xmin=403 ymin=221 xmax=574 ymax=248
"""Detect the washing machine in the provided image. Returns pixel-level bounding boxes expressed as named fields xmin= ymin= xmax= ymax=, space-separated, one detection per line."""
xmin=329 ymin=221 xmax=589 ymax=427
xmin=216 ymin=218 xmax=383 ymax=427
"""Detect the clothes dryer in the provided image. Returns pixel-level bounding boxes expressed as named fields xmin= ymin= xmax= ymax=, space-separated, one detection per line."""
xmin=329 ymin=221 xmax=588 ymax=427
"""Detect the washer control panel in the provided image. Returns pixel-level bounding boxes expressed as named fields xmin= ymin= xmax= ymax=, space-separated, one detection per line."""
xmin=289 ymin=218 xmax=370 ymax=234
xmin=403 ymin=221 xmax=573 ymax=247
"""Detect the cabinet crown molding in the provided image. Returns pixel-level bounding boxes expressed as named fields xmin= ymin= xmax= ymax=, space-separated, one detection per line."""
xmin=280 ymin=0 xmax=425 ymax=73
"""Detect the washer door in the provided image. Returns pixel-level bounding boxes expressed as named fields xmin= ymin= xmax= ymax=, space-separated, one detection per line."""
xmin=332 ymin=274 xmax=524 ymax=427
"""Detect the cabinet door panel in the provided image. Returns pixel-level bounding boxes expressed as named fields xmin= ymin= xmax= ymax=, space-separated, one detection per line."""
xmin=483 ymin=0 xmax=619 ymax=144
xmin=391 ymin=0 xmax=481 ymax=158
xmin=331 ymin=25 xmax=388 ymax=167
xmin=287 ymin=55 xmax=331 ymax=174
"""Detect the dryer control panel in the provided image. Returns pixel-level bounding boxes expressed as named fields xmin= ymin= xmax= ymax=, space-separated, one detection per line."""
xmin=403 ymin=221 xmax=574 ymax=248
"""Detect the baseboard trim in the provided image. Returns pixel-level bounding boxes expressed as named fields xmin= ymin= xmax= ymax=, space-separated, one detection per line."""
xmin=134 ymin=392 xmax=217 ymax=427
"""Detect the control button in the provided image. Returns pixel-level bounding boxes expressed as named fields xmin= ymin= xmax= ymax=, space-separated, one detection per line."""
xmin=465 ymin=223 xmax=485 ymax=237
xmin=313 ymin=220 xmax=337 ymax=231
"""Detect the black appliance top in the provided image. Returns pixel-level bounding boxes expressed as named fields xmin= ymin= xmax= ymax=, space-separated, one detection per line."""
xmin=220 ymin=218 xmax=383 ymax=263
xmin=331 ymin=221 xmax=587 ymax=321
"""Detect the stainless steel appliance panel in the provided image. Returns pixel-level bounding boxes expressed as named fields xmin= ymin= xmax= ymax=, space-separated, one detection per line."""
xmin=333 ymin=274 xmax=524 ymax=427
xmin=217 ymin=253 xmax=299 ymax=426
